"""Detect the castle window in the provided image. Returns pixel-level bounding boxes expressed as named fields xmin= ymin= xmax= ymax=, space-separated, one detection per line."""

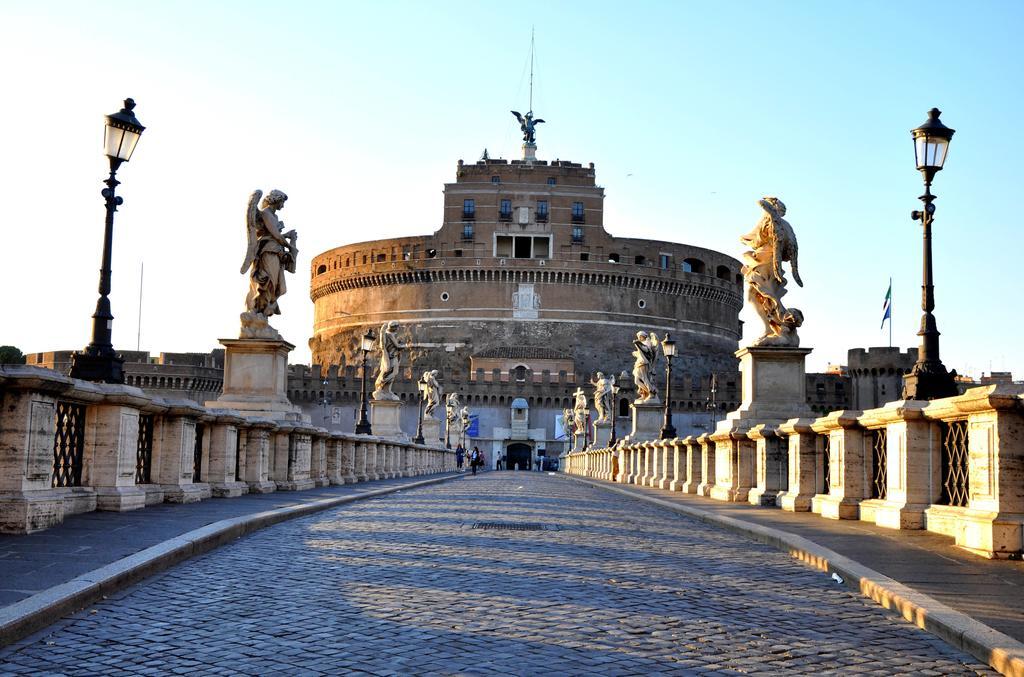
xmin=608 ymin=252 xmax=620 ymax=263
xmin=580 ymin=252 xmax=589 ymax=261
xmin=454 ymin=249 xmax=463 ymax=257
xmin=638 ymin=299 xmax=647 ymax=309
xmin=659 ymin=254 xmax=671 ymax=270
xmin=440 ymin=291 xmax=450 ymax=302
xmin=716 ymin=265 xmax=731 ymax=280
xmin=362 ymin=255 xmax=368 ymax=264
xmin=571 ymin=202 xmax=585 ymax=222
xmin=375 ymin=253 xmax=386 ymax=262
xmin=496 ymin=236 xmax=513 ymax=258
xmin=499 ymin=199 xmax=512 ymax=220
xmin=462 ymin=223 xmax=474 ymax=240
xmin=547 ymin=177 xmax=557 ymax=186
xmin=463 ymin=199 xmax=475 ymax=219
xmin=514 ymin=236 xmax=531 ymax=259
xmin=427 ymin=249 xmax=437 ymax=258
xmin=491 ymin=175 xmax=500 ymax=183
xmin=513 ymin=365 xmax=528 ymax=382
xmin=316 ymin=264 xmax=327 ymax=275
xmin=682 ymin=257 xmax=706 ymax=274
xmin=572 ymin=225 xmax=584 ymax=243
xmin=532 ymin=236 xmax=550 ymax=258
xmin=536 ymin=200 xmax=549 ymax=221
xmin=634 ymin=255 xmax=646 ymax=265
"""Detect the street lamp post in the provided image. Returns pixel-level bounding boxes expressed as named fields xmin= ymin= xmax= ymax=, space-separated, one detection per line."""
xmin=320 ymin=375 xmax=332 ymax=427
xmin=413 ymin=380 xmax=426 ymax=445
xmin=70 ymin=99 xmax=145 ymax=383
xmin=355 ymin=329 xmax=375 ymax=434
xmin=608 ymin=384 xmax=619 ymax=447
xmin=706 ymin=373 xmax=718 ymax=431
xmin=903 ymin=108 xmax=958 ymax=400
xmin=660 ymin=335 xmax=677 ymax=439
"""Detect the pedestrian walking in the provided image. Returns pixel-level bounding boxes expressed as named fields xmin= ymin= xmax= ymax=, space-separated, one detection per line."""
xmin=497 ymin=454 xmax=504 ymax=471
xmin=456 ymin=446 xmax=465 ymax=472
xmin=469 ymin=447 xmax=479 ymax=475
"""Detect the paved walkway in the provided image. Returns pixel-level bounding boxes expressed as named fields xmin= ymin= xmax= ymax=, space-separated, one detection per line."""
xmin=0 ymin=473 xmax=993 ymax=675
xmin=562 ymin=474 xmax=1024 ymax=644
xmin=0 ymin=474 xmax=459 ymax=609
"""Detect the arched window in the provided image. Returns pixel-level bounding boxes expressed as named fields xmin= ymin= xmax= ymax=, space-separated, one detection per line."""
xmin=608 ymin=253 xmax=620 ymax=263
xmin=316 ymin=264 xmax=327 ymax=275
xmin=716 ymin=265 xmax=731 ymax=280
xmin=682 ymin=258 xmax=706 ymax=274
xmin=513 ymin=365 xmax=528 ymax=382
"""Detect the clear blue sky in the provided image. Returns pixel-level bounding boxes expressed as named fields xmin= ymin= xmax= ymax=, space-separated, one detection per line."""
xmin=2 ymin=1 xmax=1021 ymax=378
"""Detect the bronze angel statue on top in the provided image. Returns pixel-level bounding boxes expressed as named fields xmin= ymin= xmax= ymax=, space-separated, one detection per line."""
xmin=511 ymin=110 xmax=545 ymax=144
xmin=240 ymin=189 xmax=299 ymax=339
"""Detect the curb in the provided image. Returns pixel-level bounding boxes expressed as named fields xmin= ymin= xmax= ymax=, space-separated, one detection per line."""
xmin=0 ymin=473 xmax=462 ymax=649
xmin=559 ymin=473 xmax=1024 ymax=677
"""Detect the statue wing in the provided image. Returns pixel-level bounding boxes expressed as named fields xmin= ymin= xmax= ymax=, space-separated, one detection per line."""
xmin=240 ymin=190 xmax=262 ymax=274
xmin=533 ymin=119 xmax=545 ymax=125
xmin=511 ymin=110 xmax=524 ymax=124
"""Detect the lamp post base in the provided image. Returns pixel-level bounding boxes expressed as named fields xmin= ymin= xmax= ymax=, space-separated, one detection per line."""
xmin=902 ymin=364 xmax=958 ymax=401
xmin=69 ymin=350 xmax=124 ymax=384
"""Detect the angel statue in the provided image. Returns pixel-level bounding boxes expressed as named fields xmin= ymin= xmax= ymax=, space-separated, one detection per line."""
xmin=446 ymin=392 xmax=461 ymax=427
xmin=419 ymin=370 xmax=442 ymax=418
xmin=561 ymin=407 xmax=575 ymax=439
xmin=511 ymin=110 xmax=545 ymax=144
xmin=740 ymin=197 xmax=805 ymax=347
xmin=572 ymin=387 xmax=588 ymax=443
xmin=632 ymin=331 xmax=661 ymax=403
xmin=240 ymin=189 xmax=298 ymax=339
xmin=372 ymin=321 xmax=405 ymax=401
xmin=591 ymin=371 xmax=614 ymax=423
xmin=459 ymin=407 xmax=471 ymax=439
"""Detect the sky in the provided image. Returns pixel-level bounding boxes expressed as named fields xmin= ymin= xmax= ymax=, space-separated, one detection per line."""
xmin=2 ymin=1 xmax=1021 ymax=379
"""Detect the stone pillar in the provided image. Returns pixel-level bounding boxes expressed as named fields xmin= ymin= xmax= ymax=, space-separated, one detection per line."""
xmin=364 ymin=439 xmax=379 ymax=480
xmin=778 ymin=419 xmax=816 ymax=511
xmin=340 ymin=436 xmax=357 ymax=483
xmin=811 ymin=411 xmax=866 ymax=519
xmin=681 ymin=437 xmax=702 ymax=494
xmin=421 ymin=417 xmax=442 ymax=447
xmin=353 ymin=438 xmax=369 ymax=482
xmin=310 ymin=430 xmax=330 ymax=487
xmin=206 ymin=411 xmax=248 ymax=497
xmin=269 ymin=422 xmax=294 ymax=487
xmin=710 ymin=426 xmax=755 ymax=503
xmin=656 ymin=440 xmax=672 ymax=489
xmin=81 ymin=387 xmax=149 ymax=512
xmin=747 ymin=424 xmax=786 ymax=507
xmin=0 ymin=368 xmax=74 ymax=533
xmin=370 ymin=399 xmax=407 ymax=441
xmin=593 ymin=420 xmax=613 ymax=449
xmin=325 ymin=433 xmax=344 ymax=485
xmin=858 ymin=401 xmax=933 ymax=529
xmin=152 ymin=401 xmax=210 ymax=503
xmin=696 ymin=434 xmax=716 ymax=497
xmin=276 ymin=424 xmax=315 ymax=491
xmin=241 ymin=419 xmax=277 ymax=494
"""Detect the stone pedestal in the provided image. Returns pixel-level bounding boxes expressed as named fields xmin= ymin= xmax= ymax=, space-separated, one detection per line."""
xmin=370 ymin=399 xmax=407 ymax=442
xmin=421 ymin=417 xmax=443 ymax=446
xmin=208 ymin=338 xmax=304 ymax=422
xmin=810 ymin=413 xmax=866 ymax=520
xmin=206 ymin=413 xmax=248 ymax=498
xmin=152 ymin=402 xmax=211 ymax=504
xmin=625 ymin=401 xmax=662 ymax=444
xmin=241 ymin=420 xmax=277 ymax=494
xmin=729 ymin=346 xmax=815 ymax=423
xmin=778 ymin=419 xmax=817 ymax=511
xmin=81 ymin=392 xmax=149 ymax=512
xmin=592 ymin=420 xmax=613 ymax=448
xmin=747 ymin=424 xmax=786 ymax=507
xmin=523 ymin=142 xmax=537 ymax=161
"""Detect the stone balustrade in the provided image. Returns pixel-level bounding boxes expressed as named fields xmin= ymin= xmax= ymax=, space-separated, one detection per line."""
xmin=0 ymin=366 xmax=455 ymax=535
xmin=561 ymin=384 xmax=1024 ymax=559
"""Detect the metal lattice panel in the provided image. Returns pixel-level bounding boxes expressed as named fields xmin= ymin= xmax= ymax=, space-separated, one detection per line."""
xmin=52 ymin=401 xmax=85 ymax=488
xmin=193 ymin=424 xmax=204 ymax=482
xmin=136 ymin=414 xmax=154 ymax=484
xmin=871 ymin=429 xmax=888 ymax=500
xmin=234 ymin=432 xmax=242 ymax=482
xmin=472 ymin=522 xmax=545 ymax=531
xmin=820 ymin=434 xmax=831 ymax=495
xmin=941 ymin=420 xmax=969 ymax=507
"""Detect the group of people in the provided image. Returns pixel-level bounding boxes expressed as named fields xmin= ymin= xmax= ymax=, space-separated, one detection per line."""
xmin=455 ymin=445 xmax=485 ymax=475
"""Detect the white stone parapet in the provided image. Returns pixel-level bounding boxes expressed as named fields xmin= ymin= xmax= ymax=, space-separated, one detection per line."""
xmin=0 ymin=365 xmax=454 ymax=535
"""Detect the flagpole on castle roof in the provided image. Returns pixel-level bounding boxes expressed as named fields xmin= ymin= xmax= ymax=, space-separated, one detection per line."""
xmin=889 ymin=276 xmax=893 ymax=348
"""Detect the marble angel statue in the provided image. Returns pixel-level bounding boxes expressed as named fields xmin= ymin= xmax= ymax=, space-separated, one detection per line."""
xmin=740 ymin=197 xmax=805 ymax=347
xmin=240 ymin=189 xmax=298 ymax=339
xmin=591 ymin=371 xmax=614 ymax=423
xmin=419 ymin=370 xmax=442 ymax=418
xmin=373 ymin=321 xmax=405 ymax=400
xmin=632 ymin=331 xmax=661 ymax=402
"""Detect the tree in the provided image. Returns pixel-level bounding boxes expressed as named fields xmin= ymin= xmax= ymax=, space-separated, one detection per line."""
xmin=0 ymin=345 xmax=26 ymax=364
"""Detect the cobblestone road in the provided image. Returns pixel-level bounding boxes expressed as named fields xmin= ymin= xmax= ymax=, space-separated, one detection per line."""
xmin=0 ymin=473 xmax=992 ymax=675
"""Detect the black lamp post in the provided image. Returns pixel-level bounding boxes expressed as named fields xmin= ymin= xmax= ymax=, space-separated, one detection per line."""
xmin=320 ymin=375 xmax=332 ymax=426
xmin=413 ymin=378 xmax=426 ymax=445
xmin=445 ymin=405 xmax=453 ymax=449
xmin=69 ymin=98 xmax=145 ymax=383
xmin=355 ymin=329 xmax=375 ymax=434
xmin=903 ymin=108 xmax=958 ymax=400
xmin=660 ymin=335 xmax=677 ymax=439
xmin=706 ymin=373 xmax=718 ymax=431
xmin=608 ymin=384 xmax=619 ymax=446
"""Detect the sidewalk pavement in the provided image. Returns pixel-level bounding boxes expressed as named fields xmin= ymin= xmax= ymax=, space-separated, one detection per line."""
xmin=0 ymin=473 xmax=462 ymax=645
xmin=558 ymin=474 xmax=1024 ymax=674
